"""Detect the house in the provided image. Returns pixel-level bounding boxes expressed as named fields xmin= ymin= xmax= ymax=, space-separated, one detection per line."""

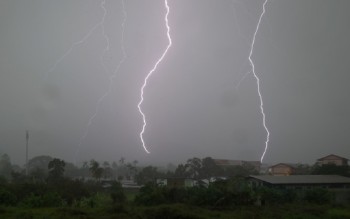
xmin=248 ymin=175 xmax=350 ymax=203
xmin=120 ymin=179 xmax=141 ymax=189
xmin=268 ymin=163 xmax=297 ymax=176
xmin=268 ymin=163 xmax=312 ymax=176
xmin=213 ymin=159 xmax=261 ymax=172
xmin=316 ymin=154 xmax=348 ymax=166
xmin=156 ymin=177 xmax=196 ymax=188
xmin=248 ymin=175 xmax=350 ymax=189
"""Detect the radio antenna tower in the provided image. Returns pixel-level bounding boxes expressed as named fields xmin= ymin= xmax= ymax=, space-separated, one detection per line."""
xmin=26 ymin=130 xmax=29 ymax=176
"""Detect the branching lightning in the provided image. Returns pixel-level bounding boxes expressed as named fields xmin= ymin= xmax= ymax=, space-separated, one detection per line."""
xmin=75 ymin=0 xmax=128 ymax=159
xmin=137 ymin=0 xmax=172 ymax=154
xmin=235 ymin=70 xmax=251 ymax=90
xmin=42 ymin=0 xmax=268 ymax=162
xmin=248 ymin=0 xmax=269 ymax=163
xmin=41 ymin=0 xmax=127 ymax=161
xmin=44 ymin=1 xmax=110 ymax=81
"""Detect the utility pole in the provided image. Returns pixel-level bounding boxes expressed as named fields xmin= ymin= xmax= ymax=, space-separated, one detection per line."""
xmin=26 ymin=130 xmax=29 ymax=176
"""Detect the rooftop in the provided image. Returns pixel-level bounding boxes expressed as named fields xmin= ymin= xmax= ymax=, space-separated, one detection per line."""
xmin=269 ymin=163 xmax=299 ymax=169
xmin=249 ymin=175 xmax=350 ymax=184
xmin=317 ymin=154 xmax=348 ymax=161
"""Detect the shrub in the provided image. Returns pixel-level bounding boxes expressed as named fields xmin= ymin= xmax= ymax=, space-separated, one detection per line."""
xmin=167 ymin=187 xmax=187 ymax=203
xmin=52 ymin=179 xmax=91 ymax=205
xmin=42 ymin=192 xmax=64 ymax=207
xmin=13 ymin=210 xmax=34 ymax=219
xmin=20 ymin=192 xmax=63 ymax=208
xmin=141 ymin=204 xmax=203 ymax=219
xmin=186 ymin=186 xmax=208 ymax=206
xmin=0 ymin=176 xmax=7 ymax=185
xmin=0 ymin=188 xmax=16 ymax=206
xmin=304 ymin=188 xmax=331 ymax=204
xmin=110 ymin=181 xmax=126 ymax=204
xmin=76 ymin=196 xmax=96 ymax=208
xmin=259 ymin=187 xmax=297 ymax=205
xmin=13 ymin=183 xmax=48 ymax=202
xmin=134 ymin=183 xmax=167 ymax=206
xmin=54 ymin=208 xmax=88 ymax=218
xmin=20 ymin=193 xmax=43 ymax=208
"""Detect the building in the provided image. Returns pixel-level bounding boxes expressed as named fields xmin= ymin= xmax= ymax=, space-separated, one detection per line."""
xmin=156 ymin=177 xmax=196 ymax=188
xmin=248 ymin=175 xmax=350 ymax=189
xmin=268 ymin=163 xmax=297 ymax=176
xmin=316 ymin=154 xmax=348 ymax=166
xmin=248 ymin=175 xmax=350 ymax=204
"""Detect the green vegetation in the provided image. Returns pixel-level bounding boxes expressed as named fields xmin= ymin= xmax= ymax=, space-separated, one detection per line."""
xmin=0 ymin=203 xmax=350 ymax=219
xmin=0 ymin=154 xmax=350 ymax=218
xmin=312 ymin=164 xmax=350 ymax=177
xmin=1 ymin=176 xmax=347 ymax=218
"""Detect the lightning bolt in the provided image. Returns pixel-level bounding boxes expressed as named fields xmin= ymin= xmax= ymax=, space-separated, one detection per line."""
xmin=248 ymin=0 xmax=269 ymax=163
xmin=40 ymin=0 xmax=127 ymax=162
xmin=75 ymin=0 xmax=128 ymax=160
xmin=137 ymin=0 xmax=172 ymax=154
xmin=41 ymin=0 xmax=112 ymax=162
xmin=235 ymin=70 xmax=251 ymax=90
xmin=44 ymin=1 xmax=110 ymax=81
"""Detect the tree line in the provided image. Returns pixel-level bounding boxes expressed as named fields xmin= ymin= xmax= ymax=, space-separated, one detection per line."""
xmin=1 ymin=153 xmax=349 ymax=185
xmin=0 ymin=153 xmax=348 ymax=217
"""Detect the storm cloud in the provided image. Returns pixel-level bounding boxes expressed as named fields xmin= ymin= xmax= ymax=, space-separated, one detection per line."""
xmin=0 ymin=0 xmax=349 ymax=165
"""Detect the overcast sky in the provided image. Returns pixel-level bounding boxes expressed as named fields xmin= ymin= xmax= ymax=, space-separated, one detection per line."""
xmin=0 ymin=0 xmax=349 ymax=166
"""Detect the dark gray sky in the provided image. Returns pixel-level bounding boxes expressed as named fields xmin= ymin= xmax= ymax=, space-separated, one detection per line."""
xmin=1 ymin=0 xmax=349 ymax=165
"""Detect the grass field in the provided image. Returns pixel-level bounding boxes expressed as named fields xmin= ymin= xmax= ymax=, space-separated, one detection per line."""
xmin=1 ymin=203 xmax=350 ymax=219
xmin=1 ymin=185 xmax=349 ymax=219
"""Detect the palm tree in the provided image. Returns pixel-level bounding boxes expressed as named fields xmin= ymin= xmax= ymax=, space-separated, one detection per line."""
xmin=89 ymin=159 xmax=103 ymax=181
xmin=103 ymin=161 xmax=112 ymax=179
xmin=48 ymin=158 xmax=65 ymax=180
xmin=186 ymin=157 xmax=202 ymax=179
xmin=174 ymin=164 xmax=188 ymax=177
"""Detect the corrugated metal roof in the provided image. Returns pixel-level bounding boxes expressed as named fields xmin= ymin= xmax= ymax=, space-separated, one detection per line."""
xmin=317 ymin=154 xmax=348 ymax=161
xmin=249 ymin=175 xmax=350 ymax=184
xmin=269 ymin=163 xmax=298 ymax=169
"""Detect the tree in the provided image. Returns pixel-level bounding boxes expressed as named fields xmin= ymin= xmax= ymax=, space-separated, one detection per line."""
xmin=110 ymin=181 xmax=126 ymax=204
xmin=185 ymin=157 xmax=202 ymax=179
xmin=201 ymin=157 xmax=223 ymax=179
xmin=48 ymin=158 xmax=65 ymax=181
xmin=134 ymin=183 xmax=166 ymax=206
xmin=119 ymin=157 xmax=125 ymax=166
xmin=89 ymin=160 xmax=103 ymax=181
xmin=102 ymin=161 xmax=112 ymax=179
xmin=78 ymin=161 xmax=90 ymax=178
xmin=0 ymin=154 xmax=12 ymax=180
xmin=126 ymin=162 xmax=138 ymax=180
xmin=11 ymin=170 xmax=27 ymax=184
xmin=223 ymin=162 xmax=259 ymax=178
xmin=135 ymin=166 xmax=162 ymax=185
xmin=64 ymin=162 xmax=79 ymax=178
xmin=28 ymin=155 xmax=53 ymax=179
xmin=29 ymin=167 xmax=47 ymax=183
xmin=311 ymin=164 xmax=349 ymax=176
xmin=174 ymin=164 xmax=189 ymax=178
xmin=117 ymin=157 xmax=127 ymax=180
xmin=0 ymin=188 xmax=17 ymax=206
xmin=304 ymin=188 xmax=331 ymax=204
xmin=112 ymin=161 xmax=118 ymax=170
xmin=294 ymin=163 xmax=312 ymax=175
xmin=131 ymin=160 xmax=139 ymax=178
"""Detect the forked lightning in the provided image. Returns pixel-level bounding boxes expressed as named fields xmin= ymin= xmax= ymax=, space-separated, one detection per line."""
xmin=248 ymin=0 xmax=270 ymax=162
xmin=137 ymin=0 xmax=172 ymax=154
